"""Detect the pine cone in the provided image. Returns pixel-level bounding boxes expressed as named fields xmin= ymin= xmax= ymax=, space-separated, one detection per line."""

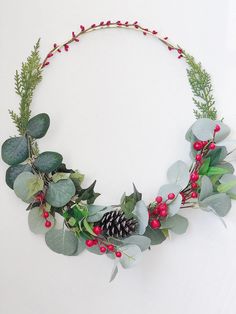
xmin=100 ymin=210 xmax=137 ymax=238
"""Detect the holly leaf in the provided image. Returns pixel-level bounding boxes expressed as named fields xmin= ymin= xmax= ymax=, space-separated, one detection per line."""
xmin=76 ymin=180 xmax=100 ymax=204
xmin=121 ymin=184 xmax=142 ymax=216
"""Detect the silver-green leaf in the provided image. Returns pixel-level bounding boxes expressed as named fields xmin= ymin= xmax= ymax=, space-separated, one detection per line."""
xmin=46 ymin=179 xmax=76 ymax=207
xmin=1 ymin=136 xmax=29 ymax=165
xmin=28 ymin=207 xmax=54 ymax=234
xmin=34 ymin=151 xmax=63 ymax=173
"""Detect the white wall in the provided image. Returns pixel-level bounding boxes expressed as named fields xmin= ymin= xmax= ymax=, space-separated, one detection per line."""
xmin=1 ymin=1 xmax=236 ymax=313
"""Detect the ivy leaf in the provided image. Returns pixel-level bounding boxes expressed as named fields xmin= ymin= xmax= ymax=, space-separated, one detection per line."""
xmin=199 ymin=176 xmax=213 ymax=201
xmin=167 ymin=160 xmax=190 ymax=189
xmin=122 ymin=235 xmax=151 ymax=251
xmin=161 ymin=214 xmax=188 ymax=234
xmin=199 ymin=157 xmax=211 ymax=175
xmin=76 ymin=180 xmax=100 ymax=204
xmin=5 ymin=163 xmax=32 ymax=189
xmin=133 ymin=200 xmax=149 ymax=235
xmin=119 ymin=244 xmax=142 ymax=269
xmin=45 ymin=228 xmax=78 ymax=256
xmin=28 ymin=207 xmax=54 ymax=234
xmin=121 ymin=184 xmax=142 ymax=216
xmin=1 ymin=136 xmax=29 ymax=165
xmin=144 ymin=226 xmax=166 ymax=245
xmin=34 ymin=151 xmax=63 ymax=173
xmin=26 ymin=113 xmax=50 ymax=139
xmin=46 ymin=179 xmax=76 ymax=207
xmin=14 ymin=172 xmax=44 ymax=203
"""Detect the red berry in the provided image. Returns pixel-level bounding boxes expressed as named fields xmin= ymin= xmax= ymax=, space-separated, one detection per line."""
xmin=190 ymin=172 xmax=199 ymax=182
xmin=93 ymin=239 xmax=98 ymax=245
xmin=152 ymin=207 xmax=159 ymax=215
xmin=159 ymin=209 xmax=168 ymax=217
xmin=191 ymin=182 xmax=198 ymax=189
xmin=155 ymin=196 xmax=162 ymax=203
xmin=43 ymin=211 xmax=49 ymax=219
xmin=107 ymin=244 xmax=115 ymax=251
xmin=168 ymin=193 xmax=175 ymax=200
xmin=202 ymin=141 xmax=208 ymax=147
xmin=191 ymin=191 xmax=198 ymax=198
xmin=193 ymin=141 xmax=203 ymax=151
xmin=45 ymin=220 xmax=52 ymax=228
xmin=150 ymin=219 xmax=161 ymax=229
xmin=35 ymin=192 xmax=44 ymax=202
xmin=195 ymin=154 xmax=202 ymax=162
xmin=158 ymin=203 xmax=167 ymax=211
xmin=100 ymin=246 xmax=106 ymax=253
xmin=93 ymin=225 xmax=102 ymax=235
xmin=214 ymin=124 xmax=221 ymax=132
xmin=86 ymin=239 xmax=94 ymax=247
xmin=115 ymin=251 xmax=122 ymax=258
xmin=209 ymin=143 xmax=216 ymax=150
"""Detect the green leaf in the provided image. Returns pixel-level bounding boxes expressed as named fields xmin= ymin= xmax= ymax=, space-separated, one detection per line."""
xmin=167 ymin=160 xmax=190 ymax=189
xmin=46 ymin=179 xmax=76 ymax=207
xmin=69 ymin=204 xmax=88 ymax=221
xmin=52 ymin=172 xmax=70 ymax=183
xmin=207 ymin=147 xmax=227 ymax=166
xmin=70 ymin=171 xmax=85 ymax=191
xmin=199 ymin=157 xmax=211 ymax=175
xmin=121 ymin=184 xmax=142 ymax=216
xmin=26 ymin=113 xmax=50 ymax=139
xmin=34 ymin=151 xmax=63 ymax=173
xmin=144 ymin=226 xmax=166 ymax=245
xmin=14 ymin=172 xmax=44 ymax=203
xmin=191 ymin=119 xmax=230 ymax=142
xmin=119 ymin=244 xmax=142 ymax=269
xmin=83 ymin=219 xmax=96 ymax=236
xmin=218 ymin=174 xmax=236 ymax=194
xmin=217 ymin=181 xmax=236 ymax=193
xmin=206 ymin=166 xmax=230 ymax=176
xmin=87 ymin=205 xmax=113 ymax=223
xmin=28 ymin=207 xmax=54 ymax=234
xmin=73 ymin=238 xmax=86 ymax=256
xmin=168 ymin=194 xmax=182 ymax=216
xmin=158 ymin=183 xmax=182 ymax=202
xmin=5 ymin=163 xmax=31 ymax=189
xmin=45 ymin=228 xmax=78 ymax=256
xmin=76 ymin=180 xmax=100 ymax=204
xmin=122 ymin=235 xmax=151 ymax=251
xmin=200 ymin=193 xmax=231 ymax=217
xmin=161 ymin=214 xmax=188 ymax=234
xmin=1 ymin=136 xmax=29 ymax=165
xmin=199 ymin=175 xmax=213 ymax=201
xmin=133 ymin=200 xmax=148 ymax=235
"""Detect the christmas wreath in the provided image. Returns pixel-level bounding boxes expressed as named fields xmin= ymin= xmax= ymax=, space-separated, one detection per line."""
xmin=2 ymin=20 xmax=236 ymax=281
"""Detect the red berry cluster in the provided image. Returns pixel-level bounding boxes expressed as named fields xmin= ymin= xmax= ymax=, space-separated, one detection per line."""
xmin=35 ymin=192 xmax=52 ymax=228
xmin=85 ymin=226 xmax=122 ymax=258
xmin=149 ymin=193 xmax=175 ymax=229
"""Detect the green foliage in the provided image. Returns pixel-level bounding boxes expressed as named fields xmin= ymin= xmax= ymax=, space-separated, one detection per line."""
xmin=26 ymin=113 xmax=50 ymax=139
xmin=28 ymin=207 xmax=54 ymax=234
xmin=46 ymin=178 xmax=76 ymax=207
xmin=9 ymin=40 xmax=42 ymax=135
xmin=34 ymin=151 xmax=63 ymax=173
xmin=76 ymin=180 xmax=100 ymax=204
xmin=121 ymin=184 xmax=142 ymax=216
xmin=1 ymin=136 xmax=29 ymax=165
xmin=185 ymin=53 xmax=217 ymax=120
xmin=6 ymin=164 xmax=32 ymax=189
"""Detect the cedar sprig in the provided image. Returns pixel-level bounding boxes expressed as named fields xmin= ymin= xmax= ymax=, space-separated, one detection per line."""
xmin=9 ymin=39 xmax=42 ymax=135
xmin=184 ymin=53 xmax=217 ymax=120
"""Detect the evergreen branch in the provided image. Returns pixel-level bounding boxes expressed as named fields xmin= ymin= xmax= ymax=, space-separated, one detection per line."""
xmin=10 ymin=39 xmax=42 ymax=135
xmin=184 ymin=52 xmax=217 ymax=120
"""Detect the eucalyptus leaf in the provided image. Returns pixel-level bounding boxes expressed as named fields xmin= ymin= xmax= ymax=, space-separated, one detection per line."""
xmin=5 ymin=163 xmax=32 ymax=189
xmin=14 ymin=172 xmax=44 ymax=203
xmin=87 ymin=205 xmax=113 ymax=223
xmin=144 ymin=226 xmax=166 ymax=245
xmin=26 ymin=113 xmax=50 ymax=139
xmin=45 ymin=228 xmax=78 ymax=256
xmin=109 ymin=263 xmax=119 ymax=282
xmin=199 ymin=176 xmax=213 ymax=201
xmin=119 ymin=244 xmax=142 ymax=269
xmin=133 ymin=200 xmax=149 ymax=235
xmin=1 ymin=136 xmax=28 ymax=165
xmin=158 ymin=183 xmax=182 ymax=201
xmin=122 ymin=235 xmax=151 ymax=251
xmin=73 ymin=238 xmax=86 ymax=256
xmin=161 ymin=214 xmax=188 ymax=234
xmin=168 ymin=194 xmax=182 ymax=216
xmin=200 ymin=193 xmax=231 ymax=217
xmin=167 ymin=160 xmax=189 ymax=189
xmin=34 ymin=151 xmax=63 ymax=173
xmin=218 ymin=174 xmax=236 ymax=194
xmin=28 ymin=207 xmax=54 ymax=234
xmin=46 ymin=179 xmax=76 ymax=207
xmin=52 ymin=172 xmax=70 ymax=183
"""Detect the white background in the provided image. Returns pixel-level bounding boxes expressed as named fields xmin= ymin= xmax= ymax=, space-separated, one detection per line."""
xmin=1 ymin=1 xmax=236 ymax=313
